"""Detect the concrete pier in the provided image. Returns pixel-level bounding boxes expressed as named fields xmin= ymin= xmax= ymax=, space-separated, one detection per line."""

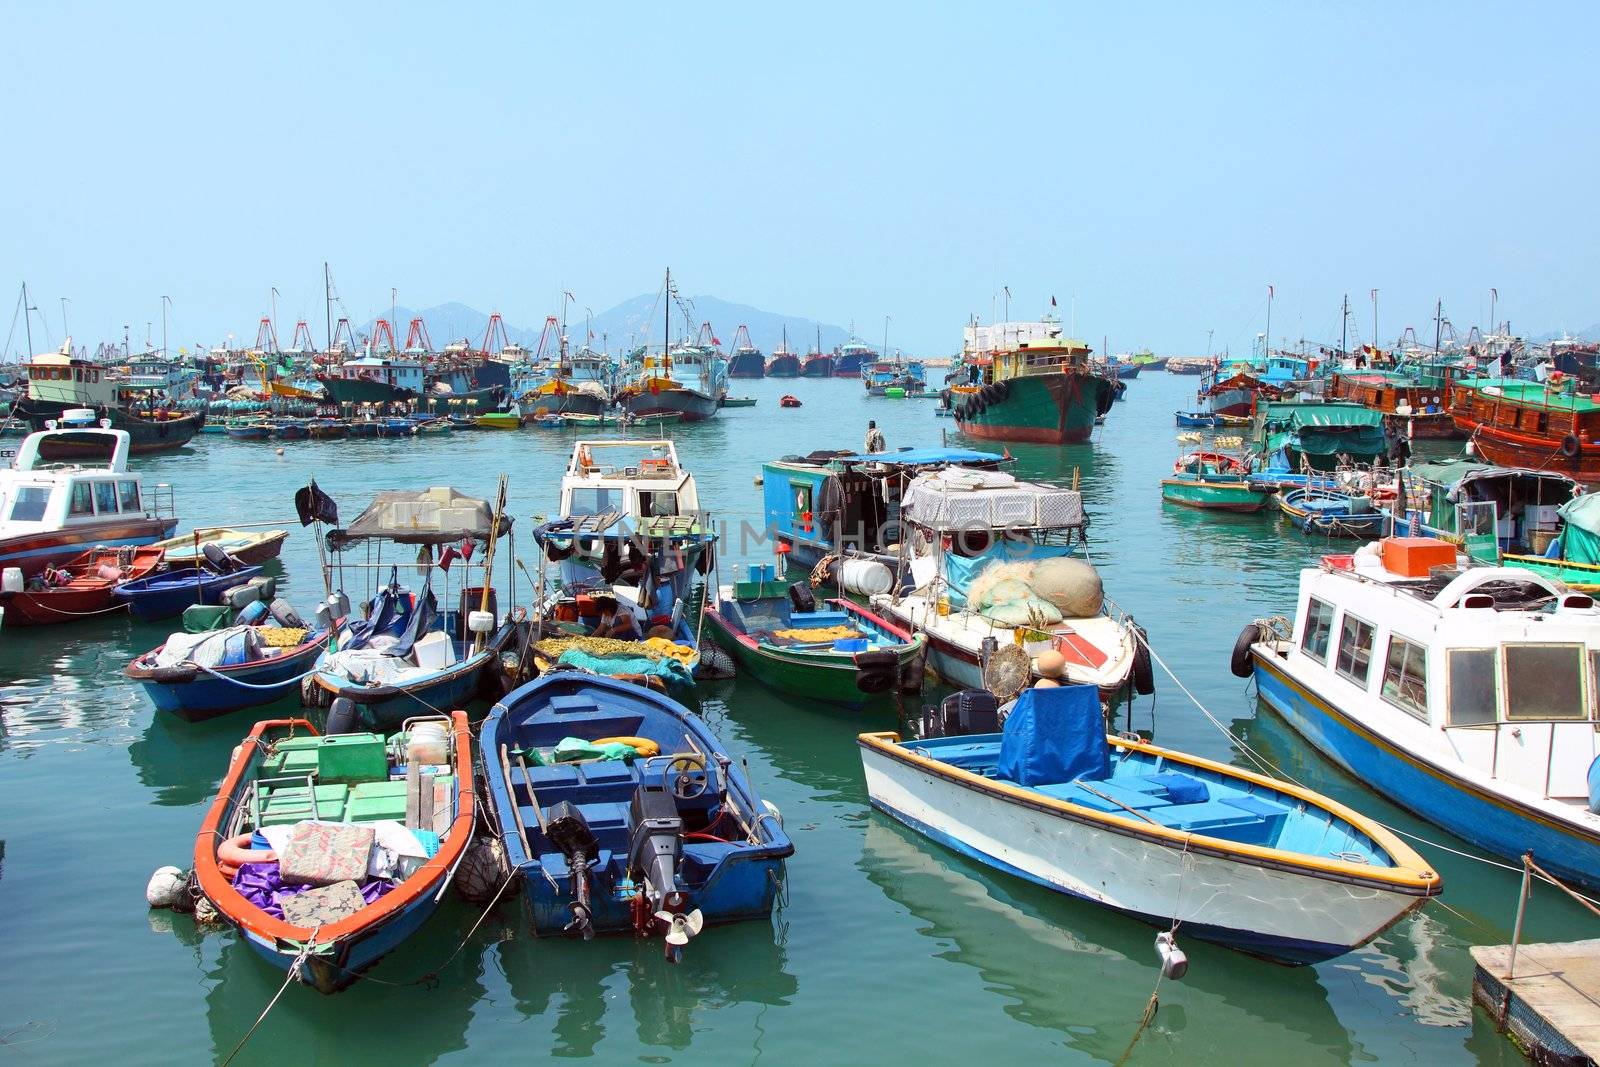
xmin=1472 ymin=938 xmax=1600 ymax=1066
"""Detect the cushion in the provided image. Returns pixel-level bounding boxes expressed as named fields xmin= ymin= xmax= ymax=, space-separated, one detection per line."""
xmin=281 ymin=879 xmax=368 ymax=925
xmin=278 ymin=821 xmax=375 ymax=887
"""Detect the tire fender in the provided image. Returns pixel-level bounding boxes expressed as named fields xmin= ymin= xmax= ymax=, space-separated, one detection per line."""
xmin=1230 ymin=623 xmax=1261 ymax=678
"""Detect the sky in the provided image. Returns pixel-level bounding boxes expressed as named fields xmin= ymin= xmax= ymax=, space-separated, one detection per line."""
xmin=3 ymin=1 xmax=1596 ymax=359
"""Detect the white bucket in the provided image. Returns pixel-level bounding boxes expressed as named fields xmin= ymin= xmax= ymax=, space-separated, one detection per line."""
xmin=1 ymin=568 xmax=22 ymax=595
xmin=838 ymin=559 xmax=893 ymax=596
xmin=408 ymin=721 xmax=450 ymax=765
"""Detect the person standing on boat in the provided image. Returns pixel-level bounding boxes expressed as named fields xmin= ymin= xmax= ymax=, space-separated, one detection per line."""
xmin=864 ymin=420 xmax=886 ymax=454
xmin=1386 ymin=418 xmax=1412 ymax=468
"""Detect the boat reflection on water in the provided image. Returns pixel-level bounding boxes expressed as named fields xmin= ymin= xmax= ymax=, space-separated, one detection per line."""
xmin=858 ymin=817 xmax=1361 ymax=1064
xmin=129 ymin=701 xmax=260 ymax=806
xmin=204 ymin=906 xmax=494 ymax=1062
xmin=500 ymin=919 xmax=797 ymax=1055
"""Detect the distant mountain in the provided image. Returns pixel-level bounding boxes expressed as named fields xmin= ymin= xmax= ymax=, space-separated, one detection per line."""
xmin=360 ymin=295 xmax=855 ymax=356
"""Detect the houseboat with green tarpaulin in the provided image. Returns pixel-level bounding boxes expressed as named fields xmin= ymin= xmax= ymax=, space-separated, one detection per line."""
xmin=1252 ymin=401 xmax=1388 ymax=473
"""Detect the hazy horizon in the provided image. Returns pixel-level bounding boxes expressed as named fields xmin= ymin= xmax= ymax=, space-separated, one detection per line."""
xmin=4 ymin=3 xmax=1595 ymax=359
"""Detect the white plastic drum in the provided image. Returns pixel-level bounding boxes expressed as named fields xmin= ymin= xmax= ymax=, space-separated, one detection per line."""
xmin=838 ymin=559 xmax=894 ymax=596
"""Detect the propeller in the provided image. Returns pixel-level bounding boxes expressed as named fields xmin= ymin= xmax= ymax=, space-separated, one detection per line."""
xmin=657 ymin=908 xmax=704 ymax=948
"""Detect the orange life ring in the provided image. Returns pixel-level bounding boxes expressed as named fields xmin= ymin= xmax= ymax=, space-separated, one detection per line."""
xmin=218 ymin=832 xmax=276 ymax=872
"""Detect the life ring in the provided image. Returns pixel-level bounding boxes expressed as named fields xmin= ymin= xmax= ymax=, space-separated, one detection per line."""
xmin=1561 ymin=434 xmax=1581 ymax=458
xmin=594 ymin=735 xmax=661 ymax=757
xmin=1230 ymin=623 xmax=1261 ymax=678
xmin=218 ymin=833 xmax=275 ymax=870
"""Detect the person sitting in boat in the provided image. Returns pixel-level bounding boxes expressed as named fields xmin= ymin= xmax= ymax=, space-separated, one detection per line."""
xmin=864 ymin=420 xmax=886 ymax=454
xmin=589 ymin=595 xmax=641 ymax=640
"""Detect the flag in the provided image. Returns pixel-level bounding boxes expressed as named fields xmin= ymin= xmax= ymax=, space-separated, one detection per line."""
xmin=294 ymin=479 xmax=338 ymax=527
xmin=1050 ymin=296 xmax=1057 ymax=307
xmin=1490 ymin=288 xmax=1498 ymax=300
xmin=712 ymin=336 xmax=721 ymax=346
xmin=1003 ymin=286 xmax=1010 ymax=299
xmin=1267 ymin=285 xmax=1274 ymax=299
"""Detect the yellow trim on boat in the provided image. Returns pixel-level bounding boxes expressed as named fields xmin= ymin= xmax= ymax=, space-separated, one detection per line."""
xmin=857 ymin=730 xmax=1441 ymax=893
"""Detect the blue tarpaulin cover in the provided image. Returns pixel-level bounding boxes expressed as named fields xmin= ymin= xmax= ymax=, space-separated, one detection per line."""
xmin=997 ymin=685 xmax=1109 ymax=786
xmin=943 ymin=541 xmax=1075 ymax=607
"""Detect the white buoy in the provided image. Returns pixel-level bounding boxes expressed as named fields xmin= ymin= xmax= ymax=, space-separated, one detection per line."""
xmin=1155 ymin=931 xmax=1188 ymax=980
xmin=467 ymin=609 xmax=495 ymax=634
xmin=1 ymin=567 xmax=22 ymax=595
xmin=146 ymin=866 xmax=188 ymax=909
xmin=275 ymin=447 xmax=285 ymax=456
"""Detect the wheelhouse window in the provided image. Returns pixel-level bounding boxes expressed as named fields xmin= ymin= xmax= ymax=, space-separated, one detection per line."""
xmin=1300 ymin=597 xmax=1335 ymax=663
xmin=8 ymin=486 xmax=50 ymax=522
xmin=1335 ymin=615 xmax=1376 ymax=686
xmin=93 ymin=481 xmax=119 ymax=514
xmin=566 ymin=487 xmax=619 ymax=517
xmin=1380 ymin=636 xmax=1428 ymax=719
xmin=69 ymin=482 xmax=94 ymax=516
xmin=640 ymin=491 xmax=677 ymax=518
xmin=1504 ymin=644 xmax=1588 ymax=720
xmin=118 ymin=480 xmax=140 ymax=511
xmin=1447 ymin=648 xmax=1497 ymax=726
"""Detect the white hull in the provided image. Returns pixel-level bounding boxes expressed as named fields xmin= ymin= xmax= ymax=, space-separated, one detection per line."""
xmin=861 ymin=743 xmax=1426 ymax=963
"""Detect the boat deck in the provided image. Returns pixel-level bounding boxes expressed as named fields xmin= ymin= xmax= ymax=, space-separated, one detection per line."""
xmin=1472 ymin=939 xmax=1600 ymax=1064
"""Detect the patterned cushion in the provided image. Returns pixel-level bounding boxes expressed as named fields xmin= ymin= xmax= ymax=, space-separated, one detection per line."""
xmin=281 ymin=879 xmax=367 ymax=926
xmin=278 ymin=821 xmax=375 ymax=887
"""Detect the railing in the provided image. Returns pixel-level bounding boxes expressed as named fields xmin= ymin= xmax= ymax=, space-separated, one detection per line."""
xmin=1505 ymin=853 xmax=1600 ymax=979
xmin=149 ymin=483 xmax=177 ymax=523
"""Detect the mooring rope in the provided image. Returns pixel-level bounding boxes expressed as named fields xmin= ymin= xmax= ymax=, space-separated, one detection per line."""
xmin=221 ymin=926 xmax=320 ymax=1066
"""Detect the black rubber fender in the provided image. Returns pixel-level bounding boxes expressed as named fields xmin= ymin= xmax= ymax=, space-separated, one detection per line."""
xmin=995 ymin=378 xmax=1011 ymax=401
xmin=855 ymin=668 xmax=896 ymax=694
xmin=1230 ymin=623 xmax=1261 ymax=678
xmin=1562 ymin=433 xmax=1581 ymax=458
xmin=1131 ymin=629 xmax=1155 ymax=696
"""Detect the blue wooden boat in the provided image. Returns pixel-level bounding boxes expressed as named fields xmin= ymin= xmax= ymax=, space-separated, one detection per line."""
xmin=126 ymin=627 xmax=329 ymax=721
xmin=1279 ymin=487 xmax=1389 ymax=538
xmin=480 ymin=672 xmax=793 ymax=959
xmin=194 ymin=712 xmax=476 ymax=993
xmin=113 ymin=563 xmax=265 ymax=621
xmin=273 ymin=419 xmax=310 ymax=440
xmin=1174 ymin=410 xmax=1222 ymax=428
xmin=377 ymin=417 xmax=415 ymax=437
xmin=226 ymin=422 xmax=273 ymax=441
xmin=347 ymin=419 xmax=381 ymax=437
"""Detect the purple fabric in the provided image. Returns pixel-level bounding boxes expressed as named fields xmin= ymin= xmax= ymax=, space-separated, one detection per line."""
xmin=232 ymin=862 xmax=393 ymax=920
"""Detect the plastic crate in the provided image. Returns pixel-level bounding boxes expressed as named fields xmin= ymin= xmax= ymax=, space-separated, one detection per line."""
xmin=316 ymin=734 xmax=388 ymax=785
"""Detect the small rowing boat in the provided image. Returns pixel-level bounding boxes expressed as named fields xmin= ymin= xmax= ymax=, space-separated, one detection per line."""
xmin=128 ymin=618 xmax=329 ymax=721
xmin=860 ymin=684 xmax=1440 ymax=964
xmin=1279 ymin=487 xmax=1389 ymax=538
xmin=1160 ymin=451 xmax=1271 ymax=513
xmin=113 ymin=548 xmax=264 ymax=621
xmin=193 ymin=712 xmax=476 ymax=993
xmin=0 ymin=545 xmax=164 ymax=626
xmin=149 ymin=527 xmax=289 ymax=567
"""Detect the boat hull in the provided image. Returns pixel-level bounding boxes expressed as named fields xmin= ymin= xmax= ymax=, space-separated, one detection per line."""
xmin=860 ymin=739 xmax=1426 ymax=964
xmin=955 ymin=372 xmax=1109 ymax=445
xmin=799 ymin=357 xmax=835 ymax=378
xmin=1160 ymin=478 xmax=1271 ymax=513
xmin=129 ymin=639 xmax=325 ymax=720
xmin=620 ymin=387 xmax=720 ymax=423
xmin=766 ymin=356 xmax=801 ymax=378
xmin=726 ymin=352 xmax=766 ymax=379
xmin=1448 ymin=418 xmax=1600 ymax=483
xmin=1252 ymin=648 xmax=1600 ymax=890
xmin=316 ymin=376 xmax=419 ymax=406
xmin=702 ymin=603 xmax=924 ymax=709
xmin=13 ymin=397 xmax=205 ymax=455
xmin=114 ymin=565 xmax=264 ymax=621
xmin=1174 ymin=411 xmax=1222 ymax=428
xmin=0 ymin=517 xmax=178 ymax=579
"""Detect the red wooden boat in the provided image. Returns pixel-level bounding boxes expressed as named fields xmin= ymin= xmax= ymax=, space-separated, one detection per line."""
xmin=1449 ymin=376 xmax=1600 ymax=484
xmin=0 ymin=545 xmax=165 ymax=626
xmin=780 ymin=395 xmax=803 ymax=408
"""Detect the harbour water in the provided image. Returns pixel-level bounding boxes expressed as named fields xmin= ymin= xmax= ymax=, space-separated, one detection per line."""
xmin=0 ymin=373 xmax=1580 ymax=1064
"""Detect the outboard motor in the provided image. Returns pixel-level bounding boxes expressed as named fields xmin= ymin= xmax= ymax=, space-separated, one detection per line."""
xmin=324 ymin=697 xmax=361 ymax=736
xmin=627 ymin=782 xmax=700 ymax=961
xmin=201 ymin=542 xmax=244 ymax=575
xmin=918 ymin=689 xmax=1000 ymax=739
xmin=544 ymin=801 xmax=600 ymax=940
xmin=787 ymin=581 xmax=816 ymax=614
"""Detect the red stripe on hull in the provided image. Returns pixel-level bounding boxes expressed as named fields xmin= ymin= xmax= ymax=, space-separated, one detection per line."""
xmin=956 ymin=421 xmax=1093 ymax=445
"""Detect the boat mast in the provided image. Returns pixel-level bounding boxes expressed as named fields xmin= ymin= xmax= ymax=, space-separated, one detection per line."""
xmin=1340 ymin=293 xmax=1348 ymax=359
xmin=324 ymin=263 xmax=332 ymax=352
xmin=663 ymin=268 xmax=671 ymax=376
xmin=21 ymin=281 xmax=34 ymax=358
xmin=1264 ymin=284 xmax=1273 ymax=363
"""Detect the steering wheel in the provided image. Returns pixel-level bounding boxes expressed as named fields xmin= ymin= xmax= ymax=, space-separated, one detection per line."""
xmin=662 ymin=754 xmax=710 ymax=800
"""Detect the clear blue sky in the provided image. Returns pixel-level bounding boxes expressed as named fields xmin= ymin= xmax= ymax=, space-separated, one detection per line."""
xmin=3 ymin=2 xmax=1595 ymax=358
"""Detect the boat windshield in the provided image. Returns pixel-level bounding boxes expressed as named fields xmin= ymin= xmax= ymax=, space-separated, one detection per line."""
xmin=568 ymin=487 xmax=624 ymax=516
xmin=8 ymin=485 xmax=51 ymax=523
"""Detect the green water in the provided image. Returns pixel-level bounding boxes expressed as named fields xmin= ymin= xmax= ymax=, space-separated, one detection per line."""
xmin=0 ymin=374 xmax=1577 ymax=1064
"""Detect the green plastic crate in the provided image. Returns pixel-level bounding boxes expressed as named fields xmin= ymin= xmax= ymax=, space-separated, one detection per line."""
xmin=315 ymin=734 xmax=388 ymax=785
xmin=182 ymin=604 xmax=232 ymax=634
xmin=346 ymin=781 xmax=410 ymax=823
xmin=732 ymin=580 xmax=790 ymax=601
xmin=258 ymin=783 xmax=350 ymax=826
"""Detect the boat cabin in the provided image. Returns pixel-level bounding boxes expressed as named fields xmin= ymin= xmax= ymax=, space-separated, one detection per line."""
xmin=763 ymin=447 xmax=1004 ymax=567
xmin=0 ymin=426 xmax=169 ymax=560
xmin=561 ymin=439 xmax=701 ymax=530
xmin=25 ymin=350 xmax=120 ymax=408
xmin=331 ymin=356 xmax=425 ymax=392
xmin=1285 ymin=542 xmax=1600 ymax=802
xmin=1401 ymin=459 xmax=1582 ymax=560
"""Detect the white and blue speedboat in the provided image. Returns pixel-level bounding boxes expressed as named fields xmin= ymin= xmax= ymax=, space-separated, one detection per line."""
xmin=1245 ymin=537 xmax=1600 ymax=888
xmin=860 ymin=684 xmax=1439 ymax=964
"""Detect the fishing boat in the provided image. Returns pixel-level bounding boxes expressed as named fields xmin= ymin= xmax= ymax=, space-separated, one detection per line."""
xmin=554 ymin=438 xmax=709 ymax=572
xmin=726 ymin=326 xmax=765 ymax=379
xmin=779 ymin=395 xmax=802 ymax=408
xmin=1160 ymin=452 xmax=1271 ymax=512
xmin=305 ymin=485 xmax=518 ymax=729
xmin=114 ymin=550 xmax=265 ymax=621
xmin=1243 ymin=537 xmax=1600 ymax=888
xmin=832 ymin=339 xmax=876 ymax=379
xmin=475 ymin=407 xmax=524 ymax=430
xmin=307 ymin=417 xmax=348 ymax=439
xmin=703 ymin=578 xmax=926 ymax=708
xmin=799 ymin=328 xmax=835 ymax=378
xmin=1390 ymin=459 xmax=1582 ymax=566
xmin=1328 ymin=368 xmax=1462 ymax=440
xmin=227 ymin=421 xmax=273 ymax=441
xmin=127 ymin=617 xmax=329 ymax=721
xmin=766 ymin=329 xmax=801 ymax=378
xmin=1173 ymin=411 xmax=1223 ymax=428
xmin=1497 ymin=492 xmax=1600 ymax=592
xmin=273 ymin=418 xmax=310 ymax=441
xmin=1253 ymin=400 xmax=1389 ymax=473
xmin=615 ymin=274 xmax=725 ymax=423
xmin=952 ymin=316 xmax=1114 ymax=444
xmin=869 ymin=468 xmax=1148 ymax=700
xmin=1449 ymin=375 xmax=1600 ymax=483
xmin=192 ymin=711 xmax=476 ymax=993
xmin=0 ymin=424 xmax=177 ymax=579
xmin=721 ymin=396 xmax=757 ymax=408
xmin=1278 ymin=487 xmax=1389 ymax=539
xmin=11 ymin=343 xmax=205 ymax=455
xmin=0 ymin=545 xmax=164 ymax=626
xmin=860 ymin=684 xmax=1440 ymax=963
xmin=864 ymin=357 xmax=926 ymax=397
xmin=763 ymin=446 xmax=1003 ymax=570
xmin=478 ymin=672 xmax=793 ymax=958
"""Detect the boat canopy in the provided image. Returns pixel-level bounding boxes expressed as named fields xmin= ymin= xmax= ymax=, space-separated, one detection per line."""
xmin=1456 ymin=377 xmax=1600 ymax=413
xmin=1407 ymin=458 xmax=1581 ymax=501
xmin=327 ymin=486 xmax=509 ymax=548
xmin=1558 ymin=494 xmax=1600 ymax=565
xmin=902 ymin=469 xmax=1084 ymax=531
xmin=836 ymin=446 xmax=1002 ymax=466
